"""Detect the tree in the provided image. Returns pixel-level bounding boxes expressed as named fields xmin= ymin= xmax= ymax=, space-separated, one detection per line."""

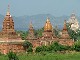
xmin=54 ymin=26 xmax=60 ymax=38
xmin=7 ymin=51 xmax=19 ymax=60
xmin=34 ymin=28 xmax=44 ymax=37
xmin=20 ymin=31 xmax=28 ymax=40
xmin=73 ymin=41 xmax=80 ymax=51
xmin=66 ymin=23 xmax=80 ymax=41
xmin=23 ymin=41 xmax=33 ymax=51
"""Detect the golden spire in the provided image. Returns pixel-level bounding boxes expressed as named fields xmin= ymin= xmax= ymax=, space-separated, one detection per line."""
xmin=46 ymin=17 xmax=50 ymax=22
xmin=6 ymin=5 xmax=10 ymax=15
xmin=44 ymin=17 xmax=52 ymax=32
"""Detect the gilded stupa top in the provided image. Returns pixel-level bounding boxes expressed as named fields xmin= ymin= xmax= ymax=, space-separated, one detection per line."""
xmin=44 ymin=17 xmax=52 ymax=32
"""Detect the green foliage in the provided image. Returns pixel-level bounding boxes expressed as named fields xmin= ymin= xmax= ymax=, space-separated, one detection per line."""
xmin=35 ymin=42 xmax=68 ymax=53
xmin=39 ymin=51 xmax=47 ymax=56
xmin=67 ymin=23 xmax=80 ymax=41
xmin=73 ymin=41 xmax=80 ymax=51
xmin=27 ymin=47 xmax=33 ymax=52
xmin=23 ymin=41 xmax=33 ymax=51
xmin=21 ymin=31 xmax=28 ymax=40
xmin=35 ymin=46 xmax=43 ymax=52
xmin=16 ymin=28 xmax=44 ymax=40
xmin=10 ymin=52 xmax=80 ymax=60
xmin=28 ymin=41 xmax=80 ymax=53
xmin=0 ymin=52 xmax=80 ymax=60
xmin=54 ymin=27 xmax=60 ymax=38
xmin=34 ymin=28 xmax=44 ymax=37
xmin=35 ymin=45 xmax=49 ymax=52
xmin=7 ymin=51 xmax=19 ymax=60
xmin=16 ymin=31 xmax=28 ymax=40
xmin=49 ymin=42 xmax=66 ymax=52
xmin=0 ymin=52 xmax=3 ymax=56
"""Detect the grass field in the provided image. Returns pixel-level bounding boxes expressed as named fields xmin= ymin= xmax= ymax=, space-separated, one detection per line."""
xmin=0 ymin=52 xmax=80 ymax=60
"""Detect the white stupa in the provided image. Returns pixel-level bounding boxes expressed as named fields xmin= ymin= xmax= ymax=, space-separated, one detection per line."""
xmin=68 ymin=13 xmax=79 ymax=31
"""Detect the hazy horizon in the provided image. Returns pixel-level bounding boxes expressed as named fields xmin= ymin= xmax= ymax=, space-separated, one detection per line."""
xmin=0 ymin=0 xmax=80 ymax=17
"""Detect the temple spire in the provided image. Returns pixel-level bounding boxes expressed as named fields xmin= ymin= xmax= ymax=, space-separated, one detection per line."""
xmin=29 ymin=21 xmax=33 ymax=28
xmin=61 ymin=20 xmax=70 ymax=39
xmin=46 ymin=17 xmax=50 ymax=22
xmin=6 ymin=5 xmax=10 ymax=15
xmin=70 ymin=11 xmax=76 ymax=19
xmin=27 ymin=21 xmax=35 ymax=39
xmin=44 ymin=17 xmax=52 ymax=32
xmin=63 ymin=20 xmax=67 ymax=31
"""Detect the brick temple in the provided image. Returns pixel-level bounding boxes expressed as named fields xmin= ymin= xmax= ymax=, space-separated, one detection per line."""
xmin=0 ymin=6 xmax=74 ymax=54
xmin=0 ymin=6 xmax=24 ymax=54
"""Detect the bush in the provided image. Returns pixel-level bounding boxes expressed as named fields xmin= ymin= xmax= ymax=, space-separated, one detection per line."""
xmin=35 ymin=45 xmax=49 ymax=52
xmin=35 ymin=42 xmax=68 ymax=53
xmin=49 ymin=42 xmax=67 ymax=52
xmin=27 ymin=47 xmax=33 ymax=52
xmin=73 ymin=41 xmax=80 ymax=51
xmin=7 ymin=51 xmax=19 ymax=60
xmin=35 ymin=46 xmax=42 ymax=52
xmin=23 ymin=41 xmax=33 ymax=51
xmin=40 ymin=51 xmax=47 ymax=56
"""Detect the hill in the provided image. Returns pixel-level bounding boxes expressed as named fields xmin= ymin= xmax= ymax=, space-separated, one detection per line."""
xmin=0 ymin=14 xmax=80 ymax=31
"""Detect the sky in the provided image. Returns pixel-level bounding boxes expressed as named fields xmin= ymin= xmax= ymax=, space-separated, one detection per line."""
xmin=0 ymin=0 xmax=80 ymax=17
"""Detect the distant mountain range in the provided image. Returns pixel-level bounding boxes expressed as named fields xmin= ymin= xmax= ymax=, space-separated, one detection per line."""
xmin=0 ymin=14 xmax=80 ymax=31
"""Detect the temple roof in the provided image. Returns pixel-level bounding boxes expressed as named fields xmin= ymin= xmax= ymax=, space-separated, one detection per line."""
xmin=44 ymin=17 xmax=52 ymax=32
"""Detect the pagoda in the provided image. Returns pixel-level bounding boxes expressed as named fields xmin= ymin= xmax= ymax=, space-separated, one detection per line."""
xmin=0 ymin=5 xmax=21 ymax=40
xmin=68 ymin=12 xmax=79 ymax=31
xmin=2 ymin=5 xmax=15 ymax=34
xmin=27 ymin=22 xmax=36 ymax=40
xmin=61 ymin=20 xmax=70 ymax=39
xmin=42 ymin=17 xmax=54 ymax=39
xmin=58 ymin=20 xmax=74 ymax=46
xmin=0 ymin=5 xmax=24 ymax=54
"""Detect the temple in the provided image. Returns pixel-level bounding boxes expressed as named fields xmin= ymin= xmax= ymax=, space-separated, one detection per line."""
xmin=0 ymin=6 xmax=74 ymax=54
xmin=0 ymin=5 xmax=21 ymax=40
xmin=58 ymin=20 xmax=73 ymax=46
xmin=68 ymin=12 xmax=79 ymax=31
xmin=61 ymin=20 xmax=70 ymax=39
xmin=42 ymin=17 xmax=54 ymax=39
xmin=26 ymin=22 xmax=36 ymax=40
xmin=0 ymin=6 xmax=24 ymax=54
